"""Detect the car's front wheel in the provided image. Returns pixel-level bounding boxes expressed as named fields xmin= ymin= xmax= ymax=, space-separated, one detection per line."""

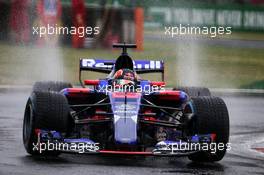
xmin=23 ymin=91 xmax=70 ymax=155
xmin=187 ymin=96 xmax=230 ymax=162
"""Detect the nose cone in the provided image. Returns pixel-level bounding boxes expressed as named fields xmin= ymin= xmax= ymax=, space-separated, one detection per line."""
xmin=114 ymin=114 xmax=138 ymax=144
xmin=110 ymin=92 xmax=141 ymax=144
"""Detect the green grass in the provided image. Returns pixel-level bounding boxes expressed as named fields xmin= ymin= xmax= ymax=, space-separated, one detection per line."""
xmin=0 ymin=39 xmax=263 ymax=89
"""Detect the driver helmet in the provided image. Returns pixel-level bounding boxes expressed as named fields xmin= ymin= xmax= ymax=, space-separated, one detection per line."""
xmin=113 ymin=69 xmax=136 ymax=86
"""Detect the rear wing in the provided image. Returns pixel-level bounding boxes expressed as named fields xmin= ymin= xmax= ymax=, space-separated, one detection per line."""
xmin=79 ymin=58 xmax=165 ymax=85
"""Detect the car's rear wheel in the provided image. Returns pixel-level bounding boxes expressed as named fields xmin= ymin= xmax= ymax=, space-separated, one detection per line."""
xmin=187 ymin=96 xmax=229 ymax=162
xmin=33 ymin=81 xmax=72 ymax=92
xmin=23 ymin=91 xmax=70 ymax=155
xmin=173 ymin=87 xmax=211 ymax=97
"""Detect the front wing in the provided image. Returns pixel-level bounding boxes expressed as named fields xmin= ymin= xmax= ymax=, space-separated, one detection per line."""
xmin=33 ymin=129 xmax=216 ymax=157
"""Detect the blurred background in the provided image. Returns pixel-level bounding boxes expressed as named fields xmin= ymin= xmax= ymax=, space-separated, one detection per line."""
xmin=0 ymin=0 xmax=263 ymax=89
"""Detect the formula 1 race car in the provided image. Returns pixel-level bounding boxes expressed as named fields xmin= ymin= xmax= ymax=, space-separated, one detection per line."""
xmin=23 ymin=43 xmax=229 ymax=162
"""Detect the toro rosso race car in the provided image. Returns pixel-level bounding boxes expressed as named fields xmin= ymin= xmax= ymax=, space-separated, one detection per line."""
xmin=23 ymin=43 xmax=229 ymax=162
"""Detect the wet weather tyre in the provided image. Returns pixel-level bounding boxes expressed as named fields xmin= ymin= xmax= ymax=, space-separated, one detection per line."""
xmin=173 ymin=87 xmax=211 ymax=97
xmin=188 ymin=97 xmax=229 ymax=162
xmin=23 ymin=91 xmax=70 ymax=155
xmin=33 ymin=81 xmax=72 ymax=92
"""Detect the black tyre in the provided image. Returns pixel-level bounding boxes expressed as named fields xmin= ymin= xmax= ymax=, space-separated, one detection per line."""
xmin=173 ymin=87 xmax=211 ymax=97
xmin=23 ymin=91 xmax=70 ymax=155
xmin=188 ymin=97 xmax=229 ymax=162
xmin=33 ymin=81 xmax=72 ymax=92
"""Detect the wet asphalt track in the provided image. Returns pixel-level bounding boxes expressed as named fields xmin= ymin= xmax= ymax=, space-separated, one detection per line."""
xmin=0 ymin=90 xmax=263 ymax=175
